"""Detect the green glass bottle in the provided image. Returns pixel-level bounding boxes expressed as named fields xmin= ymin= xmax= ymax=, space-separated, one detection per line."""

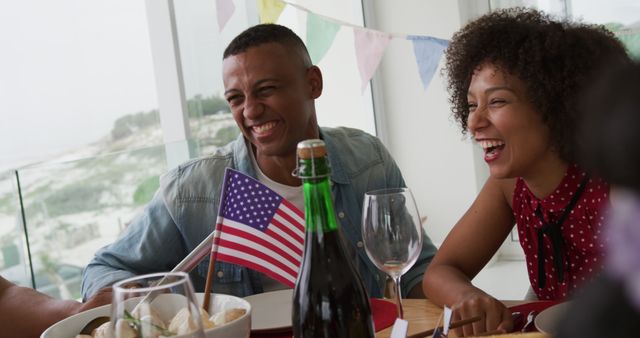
xmin=292 ymin=139 xmax=374 ymax=338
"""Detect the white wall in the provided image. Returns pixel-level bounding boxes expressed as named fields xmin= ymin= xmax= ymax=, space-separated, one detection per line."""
xmin=367 ymin=1 xmax=481 ymax=244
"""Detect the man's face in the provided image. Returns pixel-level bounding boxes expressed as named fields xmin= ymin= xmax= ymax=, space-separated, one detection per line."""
xmin=222 ymin=42 xmax=322 ymax=158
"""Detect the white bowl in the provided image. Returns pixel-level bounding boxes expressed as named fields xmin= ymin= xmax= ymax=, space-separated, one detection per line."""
xmin=41 ymin=293 xmax=251 ymax=338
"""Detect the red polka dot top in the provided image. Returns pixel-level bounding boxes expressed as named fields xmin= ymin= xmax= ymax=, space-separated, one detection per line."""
xmin=512 ymin=164 xmax=609 ymax=300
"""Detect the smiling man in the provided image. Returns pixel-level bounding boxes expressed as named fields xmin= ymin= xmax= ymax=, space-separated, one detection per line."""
xmin=81 ymin=24 xmax=436 ymax=300
xmin=222 ymin=30 xmax=320 ymax=187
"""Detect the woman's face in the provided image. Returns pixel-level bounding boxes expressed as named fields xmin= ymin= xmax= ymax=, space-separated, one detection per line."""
xmin=466 ymin=63 xmax=557 ymax=180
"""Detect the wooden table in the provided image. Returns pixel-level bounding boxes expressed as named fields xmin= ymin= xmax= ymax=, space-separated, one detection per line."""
xmin=375 ymin=299 xmax=527 ymax=338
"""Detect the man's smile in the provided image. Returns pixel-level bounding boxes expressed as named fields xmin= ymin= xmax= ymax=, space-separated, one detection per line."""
xmin=250 ymin=121 xmax=278 ymax=135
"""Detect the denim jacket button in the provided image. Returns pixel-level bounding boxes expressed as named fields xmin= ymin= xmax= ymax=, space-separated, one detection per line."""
xmin=217 ymin=271 xmax=224 ymax=278
xmin=357 ymin=240 xmax=364 ymax=248
xmin=338 ymin=211 xmax=345 ymax=218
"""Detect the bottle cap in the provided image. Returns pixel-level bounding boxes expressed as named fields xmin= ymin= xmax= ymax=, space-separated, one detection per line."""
xmin=296 ymin=139 xmax=327 ymax=159
xmin=292 ymin=139 xmax=330 ymax=178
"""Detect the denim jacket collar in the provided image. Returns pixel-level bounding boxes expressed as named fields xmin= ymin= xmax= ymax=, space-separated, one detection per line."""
xmin=321 ymin=128 xmax=350 ymax=185
xmin=231 ymin=128 xmax=351 ymax=185
xmin=232 ymin=134 xmax=257 ymax=178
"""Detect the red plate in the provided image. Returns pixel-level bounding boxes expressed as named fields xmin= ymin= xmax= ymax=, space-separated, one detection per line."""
xmin=251 ymin=298 xmax=397 ymax=338
xmin=509 ymin=300 xmax=561 ymax=332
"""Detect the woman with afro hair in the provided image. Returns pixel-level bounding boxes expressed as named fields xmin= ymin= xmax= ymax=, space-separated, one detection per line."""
xmin=422 ymin=7 xmax=630 ymax=337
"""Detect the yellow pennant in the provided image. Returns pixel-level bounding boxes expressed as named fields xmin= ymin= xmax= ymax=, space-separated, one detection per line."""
xmin=257 ymin=0 xmax=286 ymax=23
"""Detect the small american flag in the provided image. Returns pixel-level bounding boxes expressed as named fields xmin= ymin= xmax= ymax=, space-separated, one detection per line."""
xmin=211 ymin=168 xmax=305 ymax=287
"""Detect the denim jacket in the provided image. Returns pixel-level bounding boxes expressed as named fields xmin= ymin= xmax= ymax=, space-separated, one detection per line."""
xmin=82 ymin=127 xmax=436 ymax=299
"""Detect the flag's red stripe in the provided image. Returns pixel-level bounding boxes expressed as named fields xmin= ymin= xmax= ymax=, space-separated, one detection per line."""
xmin=282 ymin=199 xmax=305 ymax=220
xmin=216 ymin=252 xmax=294 ymax=288
xmin=277 ymin=205 xmax=305 ymax=234
xmin=265 ymin=226 xmax=303 ymax=257
xmin=217 ymin=238 xmax=298 ymax=277
xmin=272 ymin=214 xmax=304 ymax=246
xmin=216 ymin=225 xmax=300 ymax=267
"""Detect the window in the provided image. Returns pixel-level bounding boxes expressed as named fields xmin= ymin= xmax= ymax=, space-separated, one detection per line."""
xmin=0 ymin=0 xmax=160 ymax=169
xmin=1 ymin=0 xmax=376 ymax=299
xmin=171 ymin=0 xmax=375 ymax=157
xmin=489 ymin=0 xmax=640 ymax=58
xmin=0 ymin=0 xmax=163 ymax=298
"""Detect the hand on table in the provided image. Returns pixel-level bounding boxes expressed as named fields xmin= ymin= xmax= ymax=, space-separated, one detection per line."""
xmin=450 ymin=290 xmax=513 ymax=337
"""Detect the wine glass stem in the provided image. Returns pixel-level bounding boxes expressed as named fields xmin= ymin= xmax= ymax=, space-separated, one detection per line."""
xmin=393 ymin=275 xmax=403 ymax=319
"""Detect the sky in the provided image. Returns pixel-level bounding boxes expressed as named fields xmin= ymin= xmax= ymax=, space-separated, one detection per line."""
xmin=0 ymin=0 xmax=158 ymax=170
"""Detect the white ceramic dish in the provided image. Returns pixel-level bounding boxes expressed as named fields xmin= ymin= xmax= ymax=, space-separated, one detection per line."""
xmin=534 ymin=301 xmax=570 ymax=334
xmin=41 ymin=293 xmax=251 ymax=338
xmin=244 ymin=289 xmax=292 ymax=332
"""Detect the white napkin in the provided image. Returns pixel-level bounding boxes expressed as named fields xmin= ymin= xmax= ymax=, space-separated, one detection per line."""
xmin=390 ymin=318 xmax=409 ymax=338
xmin=442 ymin=306 xmax=453 ymax=335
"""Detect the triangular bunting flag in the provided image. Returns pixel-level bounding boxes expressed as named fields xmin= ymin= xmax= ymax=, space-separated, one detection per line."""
xmin=407 ymin=35 xmax=448 ymax=90
xmin=216 ymin=0 xmax=236 ymax=32
xmin=306 ymin=12 xmax=341 ymax=64
xmin=353 ymin=27 xmax=391 ymax=92
xmin=257 ymin=0 xmax=286 ymax=24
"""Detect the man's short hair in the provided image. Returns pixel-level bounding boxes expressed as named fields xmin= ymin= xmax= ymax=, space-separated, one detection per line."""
xmin=223 ymin=23 xmax=311 ymax=66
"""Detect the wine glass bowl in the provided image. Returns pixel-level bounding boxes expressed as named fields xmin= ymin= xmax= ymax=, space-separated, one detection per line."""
xmin=111 ymin=271 xmax=205 ymax=338
xmin=362 ymin=187 xmax=423 ymax=318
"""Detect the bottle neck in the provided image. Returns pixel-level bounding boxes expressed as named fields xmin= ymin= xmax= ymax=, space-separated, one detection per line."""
xmin=302 ymin=176 xmax=338 ymax=233
xmin=298 ymin=155 xmax=338 ymax=233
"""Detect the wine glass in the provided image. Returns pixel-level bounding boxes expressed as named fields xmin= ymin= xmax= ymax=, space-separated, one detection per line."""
xmin=111 ymin=271 xmax=205 ymax=338
xmin=362 ymin=187 xmax=423 ymax=318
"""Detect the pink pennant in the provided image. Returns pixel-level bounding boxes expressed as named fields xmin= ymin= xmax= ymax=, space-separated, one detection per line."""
xmin=353 ymin=27 xmax=391 ymax=92
xmin=216 ymin=0 xmax=236 ymax=32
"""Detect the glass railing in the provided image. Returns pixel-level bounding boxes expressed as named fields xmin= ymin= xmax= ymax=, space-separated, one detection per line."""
xmin=0 ymin=118 xmax=240 ymax=300
xmin=0 ymin=170 xmax=31 ymax=291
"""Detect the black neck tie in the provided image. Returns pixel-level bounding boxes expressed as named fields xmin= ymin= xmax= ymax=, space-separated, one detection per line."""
xmin=534 ymin=175 xmax=590 ymax=289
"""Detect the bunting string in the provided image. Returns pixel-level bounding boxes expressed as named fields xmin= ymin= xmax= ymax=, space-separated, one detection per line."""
xmin=282 ymin=0 xmax=406 ymax=38
xmin=216 ymin=1 xmax=640 ymax=93
xmin=281 ymin=0 xmax=449 ymax=92
xmin=218 ymin=0 xmax=451 ymax=93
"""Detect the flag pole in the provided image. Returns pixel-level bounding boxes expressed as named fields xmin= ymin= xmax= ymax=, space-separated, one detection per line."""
xmin=202 ymin=249 xmax=217 ymax=313
xmin=203 ymin=168 xmax=233 ymax=312
xmin=203 ymin=226 xmax=222 ymax=313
